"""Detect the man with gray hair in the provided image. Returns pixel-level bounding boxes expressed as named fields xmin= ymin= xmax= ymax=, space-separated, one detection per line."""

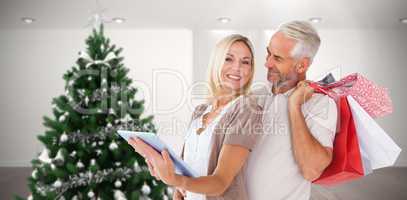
xmin=247 ymin=20 xmax=338 ymax=199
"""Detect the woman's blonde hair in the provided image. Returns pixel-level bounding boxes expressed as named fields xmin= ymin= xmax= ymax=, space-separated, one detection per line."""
xmin=207 ymin=34 xmax=255 ymax=99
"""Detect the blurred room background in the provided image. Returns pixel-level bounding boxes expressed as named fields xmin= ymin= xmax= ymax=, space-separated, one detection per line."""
xmin=1 ymin=0 xmax=406 ymax=199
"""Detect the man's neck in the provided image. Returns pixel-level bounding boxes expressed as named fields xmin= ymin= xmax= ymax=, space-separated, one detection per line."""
xmin=271 ymin=76 xmax=306 ymax=94
xmin=272 ymin=85 xmax=295 ymax=94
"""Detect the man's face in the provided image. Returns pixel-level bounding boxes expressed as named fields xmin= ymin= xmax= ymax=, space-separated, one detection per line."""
xmin=265 ymin=32 xmax=300 ymax=88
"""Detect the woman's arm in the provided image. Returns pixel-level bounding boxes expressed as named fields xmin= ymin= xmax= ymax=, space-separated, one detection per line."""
xmin=174 ymin=144 xmax=249 ymax=196
xmin=129 ymin=137 xmax=249 ymax=196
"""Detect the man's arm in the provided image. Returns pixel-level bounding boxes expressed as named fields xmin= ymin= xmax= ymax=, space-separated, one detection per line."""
xmin=288 ymin=81 xmax=334 ymax=181
xmin=288 ymin=102 xmax=333 ymax=181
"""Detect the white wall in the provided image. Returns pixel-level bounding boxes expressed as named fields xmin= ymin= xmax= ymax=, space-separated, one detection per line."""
xmin=2 ymin=27 xmax=406 ymax=167
xmin=192 ymin=28 xmax=407 ymax=166
xmin=0 ymin=29 xmax=193 ymax=166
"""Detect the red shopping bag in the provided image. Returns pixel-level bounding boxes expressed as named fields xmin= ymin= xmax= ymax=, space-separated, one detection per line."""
xmin=312 ymin=96 xmax=364 ymax=186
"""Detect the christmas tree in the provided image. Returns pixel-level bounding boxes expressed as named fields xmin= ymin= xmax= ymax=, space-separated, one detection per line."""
xmin=17 ymin=25 xmax=172 ymax=200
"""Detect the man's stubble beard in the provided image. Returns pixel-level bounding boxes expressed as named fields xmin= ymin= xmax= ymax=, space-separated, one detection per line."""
xmin=269 ymin=72 xmax=299 ymax=89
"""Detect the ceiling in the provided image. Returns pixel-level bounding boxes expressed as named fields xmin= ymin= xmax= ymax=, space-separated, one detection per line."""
xmin=1 ymin=0 xmax=406 ymax=30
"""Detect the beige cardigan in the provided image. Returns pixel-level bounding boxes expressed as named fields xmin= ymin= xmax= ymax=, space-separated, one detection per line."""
xmin=181 ymin=95 xmax=263 ymax=200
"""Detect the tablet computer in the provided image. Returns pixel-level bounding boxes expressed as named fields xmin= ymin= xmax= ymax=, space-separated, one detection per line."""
xmin=117 ymin=130 xmax=198 ymax=177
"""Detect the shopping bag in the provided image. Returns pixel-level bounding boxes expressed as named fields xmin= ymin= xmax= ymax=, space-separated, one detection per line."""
xmin=311 ymin=81 xmax=373 ymax=175
xmin=323 ymin=73 xmax=393 ymax=118
xmin=313 ymin=97 xmax=364 ymax=185
xmin=347 ymin=96 xmax=401 ymax=169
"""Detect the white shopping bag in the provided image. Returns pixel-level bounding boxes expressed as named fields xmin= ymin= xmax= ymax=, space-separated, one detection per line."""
xmin=347 ymin=96 xmax=401 ymax=169
xmin=360 ymin=147 xmax=373 ymax=175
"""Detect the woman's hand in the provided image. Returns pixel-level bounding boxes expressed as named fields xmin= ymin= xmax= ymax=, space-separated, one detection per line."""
xmin=151 ymin=150 xmax=180 ymax=186
xmin=173 ymin=187 xmax=186 ymax=200
xmin=127 ymin=137 xmax=180 ymax=186
xmin=145 ymin=158 xmax=160 ymax=180
xmin=128 ymin=137 xmax=156 ymax=159
xmin=128 ymin=137 xmax=161 ymax=180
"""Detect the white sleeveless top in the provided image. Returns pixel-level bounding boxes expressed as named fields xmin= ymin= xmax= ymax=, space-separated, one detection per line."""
xmin=183 ymin=98 xmax=239 ymax=200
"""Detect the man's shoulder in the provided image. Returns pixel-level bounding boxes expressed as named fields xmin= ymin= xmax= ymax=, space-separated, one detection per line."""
xmin=251 ymin=86 xmax=271 ymax=95
xmin=249 ymin=86 xmax=271 ymax=108
xmin=303 ymin=93 xmax=337 ymax=130
xmin=306 ymin=93 xmax=336 ymax=108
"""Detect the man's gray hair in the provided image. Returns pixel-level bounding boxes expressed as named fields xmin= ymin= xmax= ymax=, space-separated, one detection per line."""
xmin=277 ymin=20 xmax=321 ymax=62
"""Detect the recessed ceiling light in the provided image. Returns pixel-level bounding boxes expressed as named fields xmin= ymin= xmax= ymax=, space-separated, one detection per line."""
xmin=21 ymin=17 xmax=35 ymax=24
xmin=112 ymin=17 xmax=126 ymax=24
xmin=309 ymin=17 xmax=322 ymax=23
xmin=217 ymin=17 xmax=231 ymax=24
xmin=400 ymin=18 xmax=407 ymax=24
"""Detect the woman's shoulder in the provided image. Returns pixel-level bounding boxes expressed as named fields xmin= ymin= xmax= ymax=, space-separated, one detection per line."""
xmin=223 ymin=95 xmax=263 ymax=121
xmin=234 ymin=95 xmax=263 ymax=112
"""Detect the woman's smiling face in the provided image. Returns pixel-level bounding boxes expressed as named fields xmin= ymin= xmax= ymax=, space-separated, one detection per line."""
xmin=220 ymin=41 xmax=253 ymax=93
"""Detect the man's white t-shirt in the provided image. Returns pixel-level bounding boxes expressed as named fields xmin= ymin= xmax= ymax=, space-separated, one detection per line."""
xmin=246 ymin=86 xmax=337 ymax=200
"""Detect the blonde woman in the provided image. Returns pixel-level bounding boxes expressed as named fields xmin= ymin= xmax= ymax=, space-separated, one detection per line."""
xmin=129 ymin=34 xmax=263 ymax=200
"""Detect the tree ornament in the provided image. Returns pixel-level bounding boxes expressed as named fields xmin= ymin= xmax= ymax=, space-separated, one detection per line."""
xmin=141 ymin=182 xmax=151 ymax=195
xmin=59 ymin=112 xmax=69 ymax=121
xmin=59 ymin=115 xmax=66 ymax=122
xmin=55 ymin=149 xmax=65 ymax=162
xmin=134 ymin=162 xmax=141 ymax=172
xmin=31 ymin=169 xmax=38 ymax=179
xmin=68 ymin=96 xmax=74 ymax=102
xmin=53 ymin=179 xmax=62 ymax=188
xmin=109 ymin=141 xmax=118 ymax=150
xmin=166 ymin=187 xmax=174 ymax=196
xmin=38 ymin=149 xmax=52 ymax=163
xmin=77 ymin=160 xmax=84 ymax=168
xmin=85 ymin=96 xmax=90 ymax=105
xmin=60 ymin=132 xmax=68 ymax=143
xmin=108 ymin=108 xmax=115 ymax=115
xmin=88 ymin=190 xmax=95 ymax=198
xmin=113 ymin=190 xmax=127 ymax=200
xmin=114 ymin=180 xmax=122 ymax=188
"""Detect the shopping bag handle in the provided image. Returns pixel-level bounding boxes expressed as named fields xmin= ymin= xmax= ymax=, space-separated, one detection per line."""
xmin=322 ymin=73 xmax=358 ymax=90
xmin=309 ymin=82 xmax=336 ymax=99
